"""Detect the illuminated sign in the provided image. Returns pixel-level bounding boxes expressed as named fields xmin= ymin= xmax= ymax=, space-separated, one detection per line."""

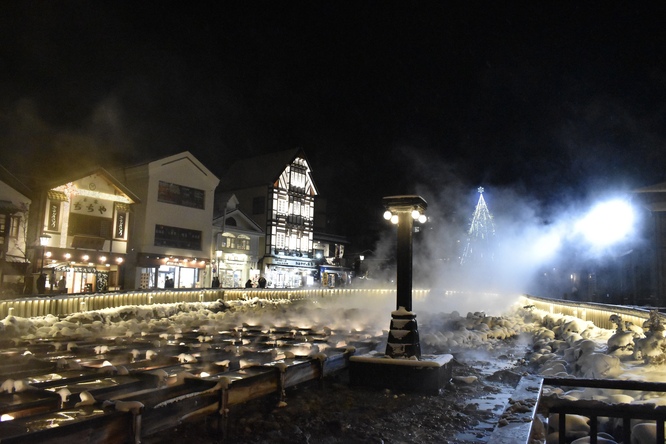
xmin=267 ymin=257 xmax=315 ymax=268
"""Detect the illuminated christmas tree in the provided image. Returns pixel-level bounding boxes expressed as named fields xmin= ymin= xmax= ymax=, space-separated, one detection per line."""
xmin=460 ymin=187 xmax=496 ymax=265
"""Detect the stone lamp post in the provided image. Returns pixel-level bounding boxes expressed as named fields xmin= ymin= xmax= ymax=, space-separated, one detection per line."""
xmin=382 ymin=195 xmax=427 ymax=358
xmin=349 ymin=195 xmax=452 ymax=395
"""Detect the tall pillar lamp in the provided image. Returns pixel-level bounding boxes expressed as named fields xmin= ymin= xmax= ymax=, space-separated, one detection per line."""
xmin=382 ymin=195 xmax=427 ymax=358
xmin=215 ymin=249 xmax=222 ymax=283
xmin=39 ymin=233 xmax=51 ymax=274
xmin=349 ymin=195 xmax=452 ymax=394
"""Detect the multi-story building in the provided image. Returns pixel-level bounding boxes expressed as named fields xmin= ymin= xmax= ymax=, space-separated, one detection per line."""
xmin=26 ymin=168 xmax=140 ymax=294
xmin=0 ymin=164 xmax=31 ymax=293
xmin=114 ymin=152 xmax=219 ymax=290
xmin=216 ymin=149 xmax=318 ymax=288
xmin=213 ymin=193 xmax=263 ymax=287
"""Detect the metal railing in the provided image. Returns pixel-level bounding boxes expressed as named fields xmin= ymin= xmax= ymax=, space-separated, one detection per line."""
xmin=539 ymin=377 xmax=666 ymax=444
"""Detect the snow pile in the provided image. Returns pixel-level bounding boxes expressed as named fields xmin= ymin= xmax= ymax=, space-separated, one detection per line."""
xmin=519 ymin=307 xmax=666 ymax=444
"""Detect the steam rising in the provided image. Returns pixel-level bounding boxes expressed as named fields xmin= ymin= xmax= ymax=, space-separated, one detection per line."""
xmin=362 ymin=152 xmax=645 ymax=310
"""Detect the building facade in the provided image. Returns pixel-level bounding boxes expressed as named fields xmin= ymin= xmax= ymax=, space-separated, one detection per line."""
xmin=632 ymin=182 xmax=666 ymax=306
xmin=27 ymin=168 xmax=140 ymax=294
xmin=115 ymin=152 xmax=219 ymax=290
xmin=217 ymin=149 xmax=318 ymax=288
xmin=213 ymin=193 xmax=263 ymax=288
xmin=0 ymin=165 xmax=31 ymax=293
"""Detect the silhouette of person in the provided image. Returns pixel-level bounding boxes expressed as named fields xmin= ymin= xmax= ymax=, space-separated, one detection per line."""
xmin=58 ymin=276 xmax=67 ymax=294
xmin=36 ymin=273 xmax=46 ymax=294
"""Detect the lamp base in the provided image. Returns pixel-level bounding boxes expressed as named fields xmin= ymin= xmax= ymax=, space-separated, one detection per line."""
xmin=349 ymin=353 xmax=453 ymax=395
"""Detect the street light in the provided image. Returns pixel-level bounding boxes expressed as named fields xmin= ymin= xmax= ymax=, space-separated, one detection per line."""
xmin=382 ymin=195 xmax=427 ymax=359
xmin=349 ymin=195 xmax=452 ymax=394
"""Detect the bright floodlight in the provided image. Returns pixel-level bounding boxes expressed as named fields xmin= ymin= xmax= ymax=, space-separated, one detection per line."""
xmin=576 ymin=199 xmax=635 ymax=247
xmin=411 ymin=209 xmax=420 ymax=219
xmin=383 ymin=210 xmax=392 ymax=220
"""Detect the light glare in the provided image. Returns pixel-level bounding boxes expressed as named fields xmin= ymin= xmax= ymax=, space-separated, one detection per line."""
xmin=576 ymin=199 xmax=635 ymax=247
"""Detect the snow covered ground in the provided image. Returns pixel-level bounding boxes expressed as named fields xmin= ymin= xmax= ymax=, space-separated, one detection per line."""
xmin=1 ymin=291 xmax=665 ymax=443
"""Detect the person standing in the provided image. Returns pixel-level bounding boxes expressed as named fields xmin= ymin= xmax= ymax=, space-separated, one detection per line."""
xmin=57 ymin=276 xmax=67 ymax=294
xmin=36 ymin=273 xmax=46 ymax=294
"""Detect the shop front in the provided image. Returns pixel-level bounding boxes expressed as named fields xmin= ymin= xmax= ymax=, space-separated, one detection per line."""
xmin=136 ymin=255 xmax=208 ymax=289
xmin=261 ymin=256 xmax=316 ymax=288
xmin=45 ymin=259 xmax=124 ymax=294
xmin=318 ymin=265 xmax=352 ymax=288
xmin=214 ymin=252 xmax=257 ymax=288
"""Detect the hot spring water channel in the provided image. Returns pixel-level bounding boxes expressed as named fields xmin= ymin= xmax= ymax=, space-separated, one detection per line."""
xmin=0 ymin=289 xmax=661 ymax=443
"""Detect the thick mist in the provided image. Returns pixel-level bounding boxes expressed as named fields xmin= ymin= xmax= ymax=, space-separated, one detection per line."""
xmin=361 ymin=149 xmax=645 ymax=315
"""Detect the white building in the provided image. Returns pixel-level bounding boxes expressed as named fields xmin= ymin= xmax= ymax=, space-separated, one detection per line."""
xmin=0 ymin=164 xmax=31 ymax=292
xmin=115 ymin=152 xmax=219 ymax=290
xmin=216 ymin=149 xmax=318 ymax=288
xmin=213 ymin=193 xmax=263 ymax=288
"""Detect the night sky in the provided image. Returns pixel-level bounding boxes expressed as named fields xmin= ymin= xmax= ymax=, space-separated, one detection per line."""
xmin=2 ymin=2 xmax=666 ymax=250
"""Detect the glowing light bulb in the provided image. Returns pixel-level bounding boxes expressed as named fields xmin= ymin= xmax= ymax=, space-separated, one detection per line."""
xmin=383 ymin=210 xmax=392 ymax=220
xmin=411 ymin=209 xmax=420 ymax=219
xmin=418 ymin=214 xmax=427 ymax=223
xmin=390 ymin=214 xmax=399 ymax=224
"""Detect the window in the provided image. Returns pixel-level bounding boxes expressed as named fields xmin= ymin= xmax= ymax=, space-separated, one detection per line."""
xmin=157 ymin=181 xmax=205 ymax=209
xmin=252 ymin=196 xmax=265 ymax=215
xmin=301 ymin=235 xmax=310 ymax=252
xmin=277 ymin=198 xmax=288 ymax=215
xmin=290 ymin=166 xmax=306 ymax=190
xmin=154 ymin=225 xmax=202 ymax=250
xmin=68 ymin=213 xmax=113 ymax=238
xmin=10 ymin=215 xmax=20 ymax=238
xmin=276 ymin=232 xmax=285 ymax=249
xmin=237 ymin=236 xmax=251 ymax=251
xmin=221 ymin=234 xmax=236 ymax=249
xmin=0 ymin=214 xmax=5 ymax=236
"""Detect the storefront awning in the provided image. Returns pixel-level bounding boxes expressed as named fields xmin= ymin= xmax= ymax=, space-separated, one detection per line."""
xmin=0 ymin=200 xmax=23 ymax=214
xmin=47 ymin=190 xmax=69 ymax=202
xmin=1 ymin=256 xmax=29 ymax=274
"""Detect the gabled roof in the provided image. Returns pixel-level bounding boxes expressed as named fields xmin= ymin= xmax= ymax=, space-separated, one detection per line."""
xmin=218 ymin=148 xmax=316 ymax=191
xmin=148 ymin=151 xmax=219 ymax=186
xmin=0 ymin=163 xmax=32 ymax=198
xmin=213 ymin=207 xmax=264 ymax=235
xmin=46 ymin=167 xmax=141 ymax=204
